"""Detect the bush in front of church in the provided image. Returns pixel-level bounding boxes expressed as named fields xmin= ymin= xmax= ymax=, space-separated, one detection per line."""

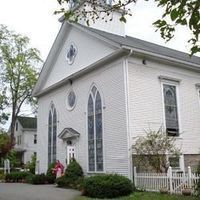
xmin=46 ymin=162 xmax=56 ymax=184
xmin=83 ymin=174 xmax=133 ymax=198
xmin=56 ymin=159 xmax=84 ymax=189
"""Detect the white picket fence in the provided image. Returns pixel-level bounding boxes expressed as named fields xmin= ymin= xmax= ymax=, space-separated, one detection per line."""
xmin=134 ymin=166 xmax=200 ymax=195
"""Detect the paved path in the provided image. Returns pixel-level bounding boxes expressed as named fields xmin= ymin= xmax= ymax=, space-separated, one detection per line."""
xmin=0 ymin=183 xmax=81 ymax=200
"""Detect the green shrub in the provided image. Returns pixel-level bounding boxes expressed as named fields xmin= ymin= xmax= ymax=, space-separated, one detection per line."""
xmin=0 ymin=173 xmax=5 ymax=180
xmin=46 ymin=162 xmax=56 ymax=184
xmin=65 ymin=159 xmax=83 ymax=180
xmin=56 ymin=160 xmax=84 ymax=189
xmin=30 ymin=174 xmax=46 ymax=184
xmin=5 ymin=171 xmax=31 ymax=182
xmin=25 ymin=154 xmax=36 ymax=174
xmin=25 ymin=173 xmax=35 ymax=183
xmin=56 ymin=176 xmax=69 ymax=187
xmin=83 ymin=174 xmax=133 ymax=198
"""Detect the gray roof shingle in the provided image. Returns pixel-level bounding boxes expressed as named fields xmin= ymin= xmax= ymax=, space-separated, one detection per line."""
xmin=17 ymin=116 xmax=37 ymax=129
xmin=82 ymin=25 xmax=200 ymax=66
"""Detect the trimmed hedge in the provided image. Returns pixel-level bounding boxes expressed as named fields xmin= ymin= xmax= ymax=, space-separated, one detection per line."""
xmin=28 ymin=174 xmax=46 ymax=184
xmin=83 ymin=174 xmax=133 ymax=198
xmin=5 ymin=171 xmax=31 ymax=182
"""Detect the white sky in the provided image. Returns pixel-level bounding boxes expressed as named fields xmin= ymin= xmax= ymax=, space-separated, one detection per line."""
xmin=0 ymin=0 xmax=194 ymax=129
xmin=0 ymin=0 xmax=192 ymax=61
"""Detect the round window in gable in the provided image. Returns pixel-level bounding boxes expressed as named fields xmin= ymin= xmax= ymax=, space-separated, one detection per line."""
xmin=66 ymin=42 xmax=77 ymax=65
xmin=66 ymin=90 xmax=76 ymax=110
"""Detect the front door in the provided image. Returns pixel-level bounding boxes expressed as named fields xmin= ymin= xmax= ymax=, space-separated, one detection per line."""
xmin=67 ymin=146 xmax=75 ymax=165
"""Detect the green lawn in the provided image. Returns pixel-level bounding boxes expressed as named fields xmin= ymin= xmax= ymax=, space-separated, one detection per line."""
xmin=75 ymin=192 xmax=199 ymax=200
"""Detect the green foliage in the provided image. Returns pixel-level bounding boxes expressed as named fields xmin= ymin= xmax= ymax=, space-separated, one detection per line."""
xmin=0 ymin=169 xmax=5 ymax=180
xmin=24 ymin=173 xmax=34 ymax=183
xmin=65 ymin=159 xmax=83 ymax=180
xmin=26 ymin=174 xmax=46 ymax=184
xmin=0 ymin=24 xmax=42 ymax=141
xmin=56 ymin=176 xmax=68 ymax=187
xmin=132 ymin=129 xmax=180 ymax=173
xmin=25 ymin=154 xmax=36 ymax=174
xmin=46 ymin=162 xmax=56 ymax=184
xmin=153 ymin=0 xmax=200 ymax=55
xmin=5 ymin=171 xmax=31 ymax=182
xmin=0 ymin=133 xmax=11 ymax=158
xmin=83 ymin=174 xmax=133 ymax=198
xmin=56 ymin=159 xmax=84 ymax=189
xmin=5 ymin=150 xmax=21 ymax=168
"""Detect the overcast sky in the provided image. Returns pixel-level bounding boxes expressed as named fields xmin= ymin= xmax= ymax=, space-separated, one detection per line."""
xmin=0 ymin=0 xmax=192 ymax=61
xmin=0 ymin=0 xmax=193 ymax=129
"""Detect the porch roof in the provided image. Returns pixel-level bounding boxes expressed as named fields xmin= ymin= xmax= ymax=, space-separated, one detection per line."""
xmin=58 ymin=128 xmax=80 ymax=140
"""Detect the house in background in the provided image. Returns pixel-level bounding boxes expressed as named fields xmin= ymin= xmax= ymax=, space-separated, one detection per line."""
xmin=33 ymin=1 xmax=200 ymax=178
xmin=11 ymin=116 xmax=37 ymax=165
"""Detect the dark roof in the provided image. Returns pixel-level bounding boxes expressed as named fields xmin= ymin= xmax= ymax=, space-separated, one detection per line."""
xmin=81 ymin=25 xmax=200 ymax=66
xmin=17 ymin=116 xmax=37 ymax=129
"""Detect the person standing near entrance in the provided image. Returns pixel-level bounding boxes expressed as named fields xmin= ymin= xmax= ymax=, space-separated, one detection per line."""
xmin=52 ymin=160 xmax=64 ymax=178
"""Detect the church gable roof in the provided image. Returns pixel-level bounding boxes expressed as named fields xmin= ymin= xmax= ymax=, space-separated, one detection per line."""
xmin=82 ymin=25 xmax=200 ymax=66
xmin=33 ymin=21 xmax=200 ymax=97
xmin=33 ymin=22 xmax=118 ymax=97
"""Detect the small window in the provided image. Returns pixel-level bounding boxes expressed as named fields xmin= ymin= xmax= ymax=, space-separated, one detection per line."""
xmin=17 ymin=135 xmax=22 ymax=145
xmin=16 ymin=122 xmax=18 ymax=131
xmin=34 ymin=134 xmax=37 ymax=144
xmin=169 ymin=157 xmax=180 ymax=170
xmin=163 ymin=84 xmax=179 ymax=136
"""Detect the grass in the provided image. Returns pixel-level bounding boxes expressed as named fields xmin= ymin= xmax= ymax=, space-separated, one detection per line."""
xmin=75 ymin=192 xmax=199 ymax=200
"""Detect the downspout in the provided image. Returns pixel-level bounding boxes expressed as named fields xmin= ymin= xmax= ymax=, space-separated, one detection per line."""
xmin=123 ymin=49 xmax=133 ymax=180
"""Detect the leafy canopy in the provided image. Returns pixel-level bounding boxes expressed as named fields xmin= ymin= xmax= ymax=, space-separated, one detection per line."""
xmin=0 ymin=25 xmax=42 ymax=142
xmin=55 ymin=0 xmax=200 ymax=55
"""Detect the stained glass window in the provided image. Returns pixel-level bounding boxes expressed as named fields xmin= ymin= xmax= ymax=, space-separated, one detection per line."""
xmin=66 ymin=43 xmax=77 ymax=65
xmin=88 ymin=87 xmax=103 ymax=172
xmin=68 ymin=91 xmax=76 ymax=108
xmin=163 ymin=84 xmax=179 ymax=136
xmin=48 ymin=103 xmax=57 ymax=165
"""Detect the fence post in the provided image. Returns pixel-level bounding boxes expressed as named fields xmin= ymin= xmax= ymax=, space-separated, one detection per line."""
xmin=188 ymin=166 xmax=192 ymax=188
xmin=133 ymin=166 xmax=137 ymax=188
xmin=168 ymin=166 xmax=173 ymax=194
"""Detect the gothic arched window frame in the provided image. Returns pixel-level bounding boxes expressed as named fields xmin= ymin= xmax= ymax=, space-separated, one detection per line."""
xmin=48 ymin=103 xmax=57 ymax=165
xmin=162 ymin=82 xmax=180 ymax=136
xmin=87 ymin=85 xmax=104 ymax=172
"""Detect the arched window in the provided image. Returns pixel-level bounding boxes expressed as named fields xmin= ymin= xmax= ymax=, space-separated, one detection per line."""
xmin=88 ymin=86 xmax=103 ymax=172
xmin=48 ymin=103 xmax=57 ymax=165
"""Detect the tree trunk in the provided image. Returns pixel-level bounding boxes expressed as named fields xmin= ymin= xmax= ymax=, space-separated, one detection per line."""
xmin=10 ymin=110 xmax=17 ymax=147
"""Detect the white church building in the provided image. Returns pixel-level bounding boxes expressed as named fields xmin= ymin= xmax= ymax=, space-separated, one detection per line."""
xmin=33 ymin=2 xmax=200 ymax=179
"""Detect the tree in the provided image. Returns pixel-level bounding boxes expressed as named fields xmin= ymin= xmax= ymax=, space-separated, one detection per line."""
xmin=132 ymin=129 xmax=180 ymax=173
xmin=0 ymin=133 xmax=12 ymax=158
xmin=55 ymin=0 xmax=200 ymax=55
xmin=0 ymin=25 xmax=42 ymax=144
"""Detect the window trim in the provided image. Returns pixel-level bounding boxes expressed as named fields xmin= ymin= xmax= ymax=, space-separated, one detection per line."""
xmin=34 ymin=134 xmax=37 ymax=144
xmin=196 ymin=84 xmax=200 ymax=108
xmin=87 ymin=85 xmax=105 ymax=173
xmin=167 ymin=155 xmax=185 ymax=172
xmin=161 ymin=80 xmax=182 ymax=137
xmin=16 ymin=122 xmax=18 ymax=131
xmin=48 ymin=103 xmax=57 ymax=165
